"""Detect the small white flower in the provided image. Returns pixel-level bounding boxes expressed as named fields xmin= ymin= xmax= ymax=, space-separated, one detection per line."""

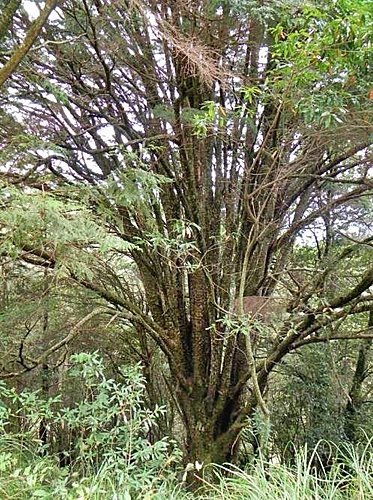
xmin=195 ymin=461 xmax=203 ymax=471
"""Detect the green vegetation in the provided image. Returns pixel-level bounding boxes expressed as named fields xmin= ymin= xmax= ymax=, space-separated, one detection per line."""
xmin=0 ymin=353 xmax=182 ymax=499
xmin=0 ymin=0 xmax=372 ymax=497
xmin=0 ymin=354 xmax=372 ymax=499
xmin=1 ymin=439 xmax=372 ymax=499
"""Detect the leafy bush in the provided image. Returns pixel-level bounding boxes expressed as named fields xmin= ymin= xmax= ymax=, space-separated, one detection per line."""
xmin=0 ymin=353 xmax=182 ymax=498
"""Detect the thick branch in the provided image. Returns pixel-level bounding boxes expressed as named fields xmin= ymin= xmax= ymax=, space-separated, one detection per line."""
xmin=0 ymin=0 xmax=60 ymax=87
xmin=0 ymin=0 xmax=21 ymax=43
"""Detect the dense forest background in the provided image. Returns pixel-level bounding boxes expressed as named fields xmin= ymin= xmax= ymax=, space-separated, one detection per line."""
xmin=0 ymin=0 xmax=372 ymax=497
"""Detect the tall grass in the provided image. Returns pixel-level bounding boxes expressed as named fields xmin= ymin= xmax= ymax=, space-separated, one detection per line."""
xmin=0 ymin=436 xmax=372 ymax=499
xmin=196 ymin=439 xmax=373 ymax=500
xmin=0 ymin=436 xmax=67 ymax=499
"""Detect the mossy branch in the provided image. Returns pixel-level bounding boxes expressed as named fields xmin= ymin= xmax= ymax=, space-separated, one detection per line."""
xmin=0 ymin=0 xmax=59 ymax=88
xmin=0 ymin=0 xmax=21 ymax=43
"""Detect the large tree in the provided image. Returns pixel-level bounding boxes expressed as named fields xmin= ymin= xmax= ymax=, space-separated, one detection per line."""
xmin=1 ymin=0 xmax=372 ymax=464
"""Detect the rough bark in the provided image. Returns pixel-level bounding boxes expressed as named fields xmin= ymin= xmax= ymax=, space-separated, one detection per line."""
xmin=0 ymin=0 xmax=21 ymax=43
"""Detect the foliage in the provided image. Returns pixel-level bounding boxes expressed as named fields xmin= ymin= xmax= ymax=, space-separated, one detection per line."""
xmin=270 ymin=0 xmax=372 ymax=127
xmin=270 ymin=338 xmax=373 ymax=454
xmin=0 ymin=353 xmax=181 ymax=498
xmin=271 ymin=345 xmax=347 ymax=458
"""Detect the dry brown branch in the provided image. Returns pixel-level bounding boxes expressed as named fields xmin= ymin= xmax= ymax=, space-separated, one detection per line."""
xmin=161 ymin=22 xmax=230 ymax=87
xmin=131 ymin=0 xmax=230 ymax=87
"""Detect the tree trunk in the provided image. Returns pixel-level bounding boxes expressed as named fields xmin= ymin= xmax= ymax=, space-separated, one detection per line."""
xmin=178 ymin=388 xmax=246 ymax=465
xmin=344 ymin=310 xmax=372 ymax=442
xmin=2 ymin=0 xmax=372 ymax=470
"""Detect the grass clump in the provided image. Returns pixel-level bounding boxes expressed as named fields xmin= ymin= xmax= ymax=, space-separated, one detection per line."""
xmin=196 ymin=440 xmax=373 ymax=500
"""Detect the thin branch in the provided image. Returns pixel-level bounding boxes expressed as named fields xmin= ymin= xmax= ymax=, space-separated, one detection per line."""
xmin=291 ymin=329 xmax=373 ymax=349
xmin=1 ymin=307 xmax=107 ymax=379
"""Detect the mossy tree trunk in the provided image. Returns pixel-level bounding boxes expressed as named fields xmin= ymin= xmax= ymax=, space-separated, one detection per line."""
xmin=344 ymin=310 xmax=372 ymax=443
xmin=0 ymin=0 xmax=21 ymax=43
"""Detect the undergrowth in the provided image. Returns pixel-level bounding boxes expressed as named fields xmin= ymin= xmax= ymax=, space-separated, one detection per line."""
xmin=0 ymin=353 xmax=371 ymax=499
